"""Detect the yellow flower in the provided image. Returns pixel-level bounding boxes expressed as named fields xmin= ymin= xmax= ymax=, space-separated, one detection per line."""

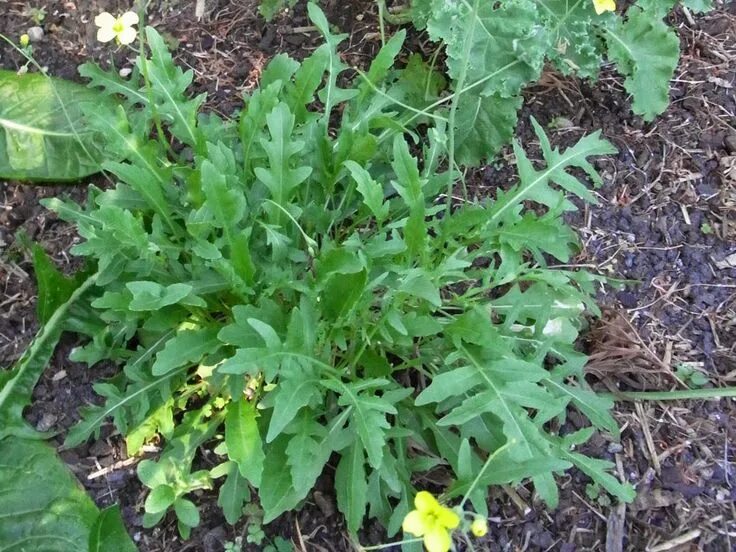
xmin=95 ymin=11 xmax=139 ymax=45
xmin=593 ymin=0 xmax=616 ymax=14
xmin=470 ymin=517 xmax=488 ymax=537
xmin=19 ymin=34 xmax=30 ymax=47
xmin=402 ymin=491 xmax=459 ymax=552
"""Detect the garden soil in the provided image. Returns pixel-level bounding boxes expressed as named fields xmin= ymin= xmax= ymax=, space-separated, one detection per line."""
xmin=1 ymin=0 xmax=735 ymax=550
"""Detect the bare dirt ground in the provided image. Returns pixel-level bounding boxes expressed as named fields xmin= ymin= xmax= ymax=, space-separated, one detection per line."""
xmin=1 ymin=0 xmax=735 ymax=550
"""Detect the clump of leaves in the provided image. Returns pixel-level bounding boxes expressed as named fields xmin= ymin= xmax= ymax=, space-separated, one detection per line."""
xmin=405 ymin=0 xmax=714 ymax=164
xmin=46 ymin=3 xmax=633 ymax=540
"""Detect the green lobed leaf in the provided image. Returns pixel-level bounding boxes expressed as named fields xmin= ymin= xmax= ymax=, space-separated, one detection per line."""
xmin=31 ymin=243 xmax=87 ymax=324
xmin=335 ymin=442 xmax=368 ymax=534
xmin=260 ymin=436 xmax=304 ymax=523
xmin=151 ymin=327 xmax=221 ymax=376
xmin=216 ymin=462 xmax=250 ymax=525
xmin=225 ymin=398 xmax=265 ymax=486
xmin=604 ymin=6 xmax=680 ymax=121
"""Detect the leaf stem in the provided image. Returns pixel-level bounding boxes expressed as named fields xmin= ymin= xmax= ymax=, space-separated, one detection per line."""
xmin=605 ymin=387 xmax=736 ymax=402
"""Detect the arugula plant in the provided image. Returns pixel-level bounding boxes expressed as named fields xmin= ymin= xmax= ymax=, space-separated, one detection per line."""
xmin=44 ymin=3 xmax=634 ymax=539
xmin=258 ymin=0 xmax=714 ymax=164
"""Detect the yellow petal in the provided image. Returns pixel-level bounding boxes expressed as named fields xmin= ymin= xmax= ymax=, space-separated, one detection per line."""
xmin=415 ymin=491 xmax=440 ymax=513
xmin=402 ymin=510 xmax=426 ymax=537
xmin=423 ymin=526 xmax=452 ymax=552
xmin=94 ymin=12 xmax=115 ymax=28
xmin=117 ymin=26 xmax=138 ymax=45
xmin=593 ymin=0 xmax=616 ymax=14
xmin=435 ymin=505 xmax=460 ymax=529
xmin=97 ymin=26 xmax=117 ymax=42
xmin=120 ymin=11 xmax=139 ymax=26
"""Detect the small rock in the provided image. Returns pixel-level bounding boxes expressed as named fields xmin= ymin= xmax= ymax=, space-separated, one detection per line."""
xmin=724 ymin=133 xmax=736 ymax=154
xmin=616 ymin=291 xmax=638 ymax=309
xmin=27 ymin=26 xmax=44 ymax=42
xmin=89 ymin=439 xmax=113 ymax=457
xmin=119 ymin=67 xmax=132 ymax=78
xmin=51 ymin=369 xmax=67 ymax=382
xmin=313 ymin=490 xmax=336 ymax=517
xmin=36 ymin=412 xmax=57 ymax=432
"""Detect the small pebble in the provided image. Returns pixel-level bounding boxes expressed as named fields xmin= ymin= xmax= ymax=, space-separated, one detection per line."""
xmin=119 ymin=67 xmax=133 ymax=78
xmin=724 ymin=133 xmax=736 ymax=154
xmin=27 ymin=26 xmax=44 ymax=42
xmin=36 ymin=412 xmax=57 ymax=432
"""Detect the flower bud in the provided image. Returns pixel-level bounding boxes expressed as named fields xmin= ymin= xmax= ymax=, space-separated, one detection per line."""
xmin=19 ymin=34 xmax=30 ymax=47
xmin=470 ymin=517 xmax=488 ymax=537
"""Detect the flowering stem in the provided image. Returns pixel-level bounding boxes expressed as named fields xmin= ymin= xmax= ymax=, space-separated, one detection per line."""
xmin=135 ymin=11 xmax=170 ymax=155
xmin=361 ymin=537 xmax=424 ymax=550
xmin=458 ymin=441 xmax=512 ymax=510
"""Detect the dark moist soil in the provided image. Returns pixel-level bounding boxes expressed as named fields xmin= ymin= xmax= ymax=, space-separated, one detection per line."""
xmin=2 ymin=1 xmax=735 ymax=551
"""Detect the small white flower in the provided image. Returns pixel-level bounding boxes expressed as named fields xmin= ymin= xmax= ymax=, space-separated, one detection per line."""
xmin=95 ymin=11 xmax=139 ymax=45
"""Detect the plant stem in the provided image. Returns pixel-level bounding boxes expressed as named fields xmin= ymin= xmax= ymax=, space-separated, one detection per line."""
xmin=458 ymin=441 xmax=511 ymax=510
xmin=360 ymin=537 xmax=424 ymax=550
xmin=445 ymin=0 xmax=481 ymax=224
xmin=606 ymin=387 xmax=736 ymax=402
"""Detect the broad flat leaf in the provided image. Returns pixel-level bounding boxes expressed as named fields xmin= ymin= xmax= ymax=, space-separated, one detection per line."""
xmin=151 ymin=327 xmax=221 ymax=376
xmin=446 ymin=454 xmax=572 ymax=499
xmin=0 ymin=437 xmax=137 ymax=552
xmin=126 ymin=398 xmax=175 ymax=455
xmin=89 ymin=505 xmax=138 ymax=552
xmin=126 ymin=281 xmax=196 ymax=312
xmin=538 ymin=0 xmax=603 ymax=77
xmin=605 ymin=7 xmax=680 ymax=120
xmin=428 ymin=0 xmax=547 ymax=97
xmin=454 ymin=93 xmax=521 ymax=166
xmin=144 ymin=485 xmax=176 ymax=514
xmin=0 ymin=274 xmax=96 ymax=440
xmin=260 ymin=437 xmax=304 ymax=523
xmin=266 ymin=374 xmax=321 ymax=442
xmin=285 ymin=412 xmax=332 ymax=495
xmin=682 ymin=0 xmax=713 ymax=12
xmin=398 ymin=269 xmax=441 ymax=307
xmin=217 ymin=462 xmax=250 ymax=525
xmin=174 ymin=498 xmax=200 ymax=528
xmin=0 ymin=70 xmax=114 ymax=181
xmin=226 ymin=398 xmax=265 ymax=486
xmin=321 ymin=270 xmax=368 ymax=321
xmin=335 ymin=443 xmax=368 ymax=534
